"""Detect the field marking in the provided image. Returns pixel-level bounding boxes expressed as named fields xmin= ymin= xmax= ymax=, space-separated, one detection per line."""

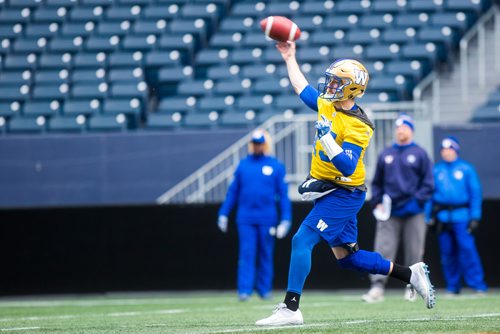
xmin=0 ymin=309 xmax=184 ymax=323
xmin=0 ymin=327 xmax=39 ymax=332
xmin=197 ymin=313 xmax=500 ymax=334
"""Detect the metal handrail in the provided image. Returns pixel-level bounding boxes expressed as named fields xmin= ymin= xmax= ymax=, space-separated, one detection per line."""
xmin=157 ymin=101 xmax=431 ymax=204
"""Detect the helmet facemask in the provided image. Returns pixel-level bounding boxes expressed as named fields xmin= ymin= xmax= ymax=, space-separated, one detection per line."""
xmin=319 ymin=72 xmax=352 ymax=102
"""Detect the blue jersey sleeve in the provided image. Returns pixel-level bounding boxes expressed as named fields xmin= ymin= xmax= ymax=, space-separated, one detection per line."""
xmin=330 ymin=141 xmax=362 ymax=177
xmin=299 ymin=85 xmax=319 ymax=111
xmin=218 ymin=163 xmax=241 ymax=217
xmin=466 ymin=165 xmax=482 ymax=220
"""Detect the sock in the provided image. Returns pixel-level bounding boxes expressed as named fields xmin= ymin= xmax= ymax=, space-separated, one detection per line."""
xmin=284 ymin=291 xmax=301 ymax=311
xmin=390 ymin=263 xmax=412 ymax=283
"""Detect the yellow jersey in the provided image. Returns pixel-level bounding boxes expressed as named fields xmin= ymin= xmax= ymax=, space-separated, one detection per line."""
xmin=310 ymin=98 xmax=374 ymax=187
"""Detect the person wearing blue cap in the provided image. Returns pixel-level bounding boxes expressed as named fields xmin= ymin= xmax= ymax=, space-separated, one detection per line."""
xmin=425 ymin=136 xmax=487 ymax=294
xmin=363 ymin=114 xmax=434 ymax=303
xmin=217 ymin=129 xmax=292 ymax=301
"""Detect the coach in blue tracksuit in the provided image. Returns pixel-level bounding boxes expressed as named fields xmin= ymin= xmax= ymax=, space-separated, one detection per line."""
xmin=363 ymin=114 xmax=434 ymax=303
xmin=426 ymin=136 xmax=487 ymax=294
xmin=217 ymin=129 xmax=292 ymax=301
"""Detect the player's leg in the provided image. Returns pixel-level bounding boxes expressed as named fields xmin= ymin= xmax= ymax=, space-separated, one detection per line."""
xmin=454 ymin=222 xmax=488 ymax=292
xmin=438 ymin=225 xmax=461 ymax=294
xmin=255 ymin=224 xmax=276 ymax=299
xmin=402 ymin=213 xmax=426 ymax=300
xmin=237 ymin=224 xmax=258 ymax=301
xmin=364 ymin=216 xmax=402 ymax=302
xmin=332 ymin=217 xmax=435 ymax=309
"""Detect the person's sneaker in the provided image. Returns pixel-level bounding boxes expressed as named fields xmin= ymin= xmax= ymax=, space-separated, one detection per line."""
xmin=238 ymin=293 xmax=250 ymax=302
xmin=409 ymin=262 xmax=436 ymax=309
xmin=255 ymin=303 xmax=303 ymax=326
xmin=404 ymin=286 xmax=417 ymax=302
xmin=362 ymin=286 xmax=385 ymax=303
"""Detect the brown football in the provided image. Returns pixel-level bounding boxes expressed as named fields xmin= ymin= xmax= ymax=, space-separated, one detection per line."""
xmin=260 ymin=16 xmax=301 ymax=42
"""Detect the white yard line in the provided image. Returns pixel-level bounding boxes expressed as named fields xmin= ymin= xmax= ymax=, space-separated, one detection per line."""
xmin=0 ymin=327 xmax=39 ymax=332
xmin=196 ymin=313 xmax=500 ymax=334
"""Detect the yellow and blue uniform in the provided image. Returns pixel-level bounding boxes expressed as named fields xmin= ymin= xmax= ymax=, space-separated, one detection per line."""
xmin=286 ymin=85 xmax=390 ymax=296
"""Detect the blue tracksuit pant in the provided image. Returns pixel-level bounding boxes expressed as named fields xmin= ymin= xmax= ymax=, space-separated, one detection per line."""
xmin=237 ymin=224 xmax=275 ymax=296
xmin=439 ymin=222 xmax=487 ymax=293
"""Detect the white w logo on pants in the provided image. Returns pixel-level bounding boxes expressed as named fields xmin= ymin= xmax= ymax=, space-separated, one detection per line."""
xmin=316 ymin=219 xmax=329 ymax=232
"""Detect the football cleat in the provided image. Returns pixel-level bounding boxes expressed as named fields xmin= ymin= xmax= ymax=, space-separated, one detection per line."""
xmin=255 ymin=303 xmax=303 ymax=326
xmin=409 ymin=262 xmax=436 ymax=309
xmin=362 ymin=286 xmax=385 ymax=303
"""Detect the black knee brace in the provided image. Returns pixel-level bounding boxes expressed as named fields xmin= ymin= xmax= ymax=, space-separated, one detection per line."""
xmin=340 ymin=243 xmax=359 ymax=255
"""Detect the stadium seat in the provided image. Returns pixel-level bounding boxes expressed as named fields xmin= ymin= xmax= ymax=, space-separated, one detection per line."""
xmin=183 ymin=111 xmax=218 ymax=128
xmin=61 ymin=22 xmax=95 ymax=37
xmin=292 ymin=15 xmax=324 ymax=31
xmin=63 ymin=99 xmax=101 ymax=116
xmin=49 ymin=37 xmax=84 ymax=53
xmin=300 ymin=0 xmax=336 ymax=16
xmin=275 ymin=94 xmax=308 ymax=111
xmin=23 ymin=100 xmax=60 ymax=117
xmin=446 ymin=0 xmax=487 ymax=13
xmin=74 ymin=52 xmax=107 ymax=68
xmin=106 ymin=6 xmax=143 ymax=21
xmin=382 ymin=28 xmax=418 ymax=44
xmin=0 ymin=24 xmax=23 ymax=39
xmin=0 ymin=101 xmax=21 ymax=118
xmin=8 ymin=117 xmax=46 ymax=133
xmin=324 ymin=15 xmax=360 ymax=30
xmin=110 ymin=82 xmax=148 ymax=99
xmin=231 ymin=3 xmax=267 ymax=17
xmin=34 ymin=69 xmax=68 ymax=84
xmin=122 ymin=35 xmax=157 ymax=51
xmin=145 ymin=51 xmax=180 ymax=68
xmin=97 ymin=21 xmax=131 ymax=36
xmin=418 ymin=27 xmax=457 ymax=48
xmin=0 ymin=9 xmax=32 ymax=23
xmin=70 ymin=6 xmax=105 ymax=22
xmin=109 ymin=52 xmax=143 ymax=68
xmin=88 ymin=114 xmax=128 ymax=132
xmin=102 ymin=98 xmax=142 ymax=120
xmin=25 ymin=23 xmax=59 ymax=38
xmin=395 ymin=14 xmax=431 ymax=28
xmin=486 ymin=90 xmax=500 ymax=105
xmin=33 ymin=84 xmax=68 ymax=99
xmin=48 ymin=115 xmax=87 ymax=133
xmin=219 ymin=110 xmax=255 ymax=128
xmin=360 ymin=14 xmax=395 ymax=29
xmin=4 ymin=54 xmax=37 ymax=70
xmin=237 ymin=94 xmax=274 ymax=111
xmin=408 ymin=0 xmax=444 ymax=13
xmin=157 ymin=96 xmax=196 ymax=113
xmin=0 ymin=85 xmax=30 ymax=102
xmin=108 ymin=68 xmax=144 ymax=83
xmin=206 ymin=65 xmax=240 ymax=80
xmin=33 ymin=7 xmax=68 ymax=23
xmin=85 ymin=36 xmax=119 ymax=52
xmin=8 ymin=0 xmax=45 ymax=8
xmin=330 ymin=45 xmax=364 ymax=60
xmin=133 ymin=19 xmax=168 ymax=35
xmin=372 ymin=0 xmax=407 ymax=13
xmin=402 ymin=43 xmax=442 ymax=63
xmin=146 ymin=112 xmax=182 ymax=130
xmin=39 ymin=53 xmax=72 ymax=69
xmin=195 ymin=49 xmax=230 ymax=67
xmin=252 ymin=78 xmax=284 ymax=95
xmin=347 ymin=29 xmax=381 ymax=45
xmin=215 ymin=79 xmax=250 ymax=96
xmin=198 ymin=96 xmax=234 ymax=112
xmin=472 ymin=105 xmax=500 ymax=122
xmin=386 ymin=60 xmax=428 ymax=81
xmin=365 ymin=44 xmax=401 ymax=61
xmin=241 ymin=64 xmax=277 ymax=79
xmin=431 ymin=12 xmax=472 ymax=32
xmin=310 ymin=30 xmax=347 ymax=46
xmin=266 ymin=2 xmax=301 ymax=17
xmin=158 ymin=34 xmax=196 ymax=63
xmin=71 ymin=68 xmax=106 ymax=83
xmin=0 ymin=70 xmax=32 ymax=85
xmin=143 ymin=4 xmax=182 ymax=21
xmin=71 ymin=82 xmax=108 ymax=99
xmin=219 ymin=17 xmax=255 ymax=33
xmin=156 ymin=66 xmax=192 ymax=93
xmin=169 ymin=19 xmax=208 ymax=47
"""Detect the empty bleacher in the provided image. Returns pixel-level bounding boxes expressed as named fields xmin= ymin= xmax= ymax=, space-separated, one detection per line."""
xmin=0 ymin=0 xmax=493 ymax=134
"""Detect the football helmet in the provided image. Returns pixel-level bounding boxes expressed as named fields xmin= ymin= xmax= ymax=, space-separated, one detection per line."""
xmin=318 ymin=59 xmax=369 ymax=102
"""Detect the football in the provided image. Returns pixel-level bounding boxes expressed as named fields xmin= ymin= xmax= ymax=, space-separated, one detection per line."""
xmin=259 ymin=16 xmax=301 ymax=42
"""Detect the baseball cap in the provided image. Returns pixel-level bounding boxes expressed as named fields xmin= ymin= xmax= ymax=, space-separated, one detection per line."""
xmin=441 ymin=136 xmax=460 ymax=152
xmin=395 ymin=114 xmax=414 ymax=131
xmin=251 ymin=129 xmax=266 ymax=144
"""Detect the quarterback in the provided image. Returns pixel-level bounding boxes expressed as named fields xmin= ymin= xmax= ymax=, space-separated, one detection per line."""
xmin=256 ymin=41 xmax=436 ymax=326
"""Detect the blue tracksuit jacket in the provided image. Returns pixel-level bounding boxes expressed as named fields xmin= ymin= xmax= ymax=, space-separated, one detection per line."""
xmin=425 ymin=158 xmax=482 ymax=223
xmin=219 ymin=154 xmax=291 ymax=225
xmin=371 ymin=142 xmax=434 ymax=217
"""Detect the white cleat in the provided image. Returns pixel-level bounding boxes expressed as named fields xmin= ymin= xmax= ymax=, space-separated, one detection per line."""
xmin=362 ymin=286 xmax=385 ymax=303
xmin=404 ymin=286 xmax=417 ymax=302
xmin=255 ymin=303 xmax=304 ymax=326
xmin=409 ymin=262 xmax=436 ymax=309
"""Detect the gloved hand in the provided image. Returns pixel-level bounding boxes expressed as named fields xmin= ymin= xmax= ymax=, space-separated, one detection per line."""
xmin=315 ymin=115 xmax=332 ymax=139
xmin=276 ymin=220 xmax=291 ymax=239
xmin=217 ymin=215 xmax=228 ymax=233
xmin=467 ymin=220 xmax=479 ymax=234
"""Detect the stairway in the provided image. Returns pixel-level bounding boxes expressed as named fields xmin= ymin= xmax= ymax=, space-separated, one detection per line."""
xmin=423 ymin=10 xmax=500 ymax=124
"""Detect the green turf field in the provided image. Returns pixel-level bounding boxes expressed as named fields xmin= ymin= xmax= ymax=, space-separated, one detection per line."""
xmin=0 ymin=290 xmax=498 ymax=333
